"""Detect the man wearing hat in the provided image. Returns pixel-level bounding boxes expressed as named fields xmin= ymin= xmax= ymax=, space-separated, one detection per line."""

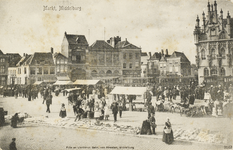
xmin=9 ymin=138 xmax=17 ymax=150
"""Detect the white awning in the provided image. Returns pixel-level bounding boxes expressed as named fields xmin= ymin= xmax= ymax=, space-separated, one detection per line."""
xmin=110 ymin=86 xmax=147 ymax=95
xmin=53 ymin=80 xmax=73 ymax=85
xmin=73 ymin=80 xmax=103 ymax=85
xmin=33 ymin=81 xmax=43 ymax=85
xmin=65 ymin=88 xmax=81 ymax=92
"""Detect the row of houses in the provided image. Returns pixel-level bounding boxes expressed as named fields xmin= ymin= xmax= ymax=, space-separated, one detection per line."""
xmin=0 ymin=31 xmax=196 ymax=87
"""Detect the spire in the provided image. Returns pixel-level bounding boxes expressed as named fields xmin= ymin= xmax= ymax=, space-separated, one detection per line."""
xmin=196 ymin=15 xmax=200 ymax=27
xmin=214 ymin=0 xmax=217 ymax=11
xmin=220 ymin=9 xmax=223 ymax=14
xmin=227 ymin=11 xmax=230 ymax=18
xmin=207 ymin=1 xmax=210 ymax=12
xmin=211 ymin=4 xmax=213 ymax=11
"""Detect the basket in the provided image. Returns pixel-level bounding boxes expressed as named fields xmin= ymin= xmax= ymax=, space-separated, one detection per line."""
xmin=164 ymin=128 xmax=171 ymax=134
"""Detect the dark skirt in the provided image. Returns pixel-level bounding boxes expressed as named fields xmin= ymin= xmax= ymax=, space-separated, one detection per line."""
xmin=59 ymin=110 xmax=67 ymax=118
xmin=162 ymin=130 xmax=174 ymax=144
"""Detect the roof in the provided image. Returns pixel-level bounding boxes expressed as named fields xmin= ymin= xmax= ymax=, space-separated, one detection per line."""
xmin=16 ymin=54 xmax=31 ymax=66
xmin=115 ymin=40 xmax=140 ymax=49
xmin=53 ymin=80 xmax=73 ymax=85
xmin=110 ymin=86 xmax=147 ymax=95
xmin=25 ymin=52 xmax=54 ymax=66
xmin=53 ymin=52 xmax=68 ymax=59
xmin=90 ymin=40 xmax=114 ymax=50
xmin=73 ymin=80 xmax=103 ymax=85
xmin=0 ymin=50 xmax=3 ymax=55
xmin=170 ymin=51 xmax=190 ymax=62
xmin=65 ymin=33 xmax=88 ymax=46
xmin=6 ymin=53 xmax=22 ymax=67
xmin=141 ymin=52 xmax=148 ymax=56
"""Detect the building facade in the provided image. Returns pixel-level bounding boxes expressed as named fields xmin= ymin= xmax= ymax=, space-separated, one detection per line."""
xmin=61 ymin=32 xmax=89 ymax=81
xmin=0 ymin=50 xmax=8 ymax=86
xmin=53 ymin=52 xmax=68 ymax=77
xmin=194 ymin=1 xmax=233 ymax=85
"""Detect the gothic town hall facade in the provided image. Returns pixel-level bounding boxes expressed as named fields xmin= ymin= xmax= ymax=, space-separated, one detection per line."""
xmin=194 ymin=1 xmax=233 ymax=85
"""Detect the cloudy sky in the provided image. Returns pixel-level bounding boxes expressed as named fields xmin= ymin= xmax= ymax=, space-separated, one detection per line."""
xmin=0 ymin=0 xmax=233 ymax=63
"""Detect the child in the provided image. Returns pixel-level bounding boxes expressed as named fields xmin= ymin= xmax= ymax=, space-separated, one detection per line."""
xmin=104 ymin=105 xmax=109 ymax=120
xmin=149 ymin=113 xmax=156 ymax=135
xmin=59 ymin=103 xmax=67 ymax=118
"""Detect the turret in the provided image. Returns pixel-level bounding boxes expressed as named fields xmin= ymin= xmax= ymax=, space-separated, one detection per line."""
xmin=207 ymin=2 xmax=211 ymax=22
xmin=196 ymin=15 xmax=200 ymax=28
xmin=214 ymin=1 xmax=218 ymax=23
xmin=227 ymin=11 xmax=231 ymax=35
xmin=202 ymin=11 xmax=206 ymax=30
xmin=220 ymin=9 xmax=223 ymax=18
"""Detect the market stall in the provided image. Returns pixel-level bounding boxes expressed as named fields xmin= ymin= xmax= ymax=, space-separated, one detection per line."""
xmin=110 ymin=86 xmax=147 ymax=111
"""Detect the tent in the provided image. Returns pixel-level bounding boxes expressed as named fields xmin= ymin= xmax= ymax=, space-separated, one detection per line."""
xmin=110 ymin=86 xmax=147 ymax=95
xmin=72 ymin=80 xmax=103 ymax=85
xmin=53 ymin=80 xmax=73 ymax=85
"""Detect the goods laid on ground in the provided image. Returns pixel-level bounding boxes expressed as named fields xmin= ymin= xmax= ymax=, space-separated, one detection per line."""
xmin=173 ymin=128 xmax=227 ymax=144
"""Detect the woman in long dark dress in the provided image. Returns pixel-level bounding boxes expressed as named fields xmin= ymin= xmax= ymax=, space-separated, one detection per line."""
xmin=59 ymin=103 xmax=67 ymax=118
xmin=162 ymin=118 xmax=174 ymax=144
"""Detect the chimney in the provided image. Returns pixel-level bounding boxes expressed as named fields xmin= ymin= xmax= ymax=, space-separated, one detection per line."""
xmin=149 ymin=52 xmax=152 ymax=59
xmin=23 ymin=53 xmax=25 ymax=57
xmin=51 ymin=47 xmax=54 ymax=54
xmin=166 ymin=49 xmax=168 ymax=56
xmin=161 ymin=49 xmax=164 ymax=55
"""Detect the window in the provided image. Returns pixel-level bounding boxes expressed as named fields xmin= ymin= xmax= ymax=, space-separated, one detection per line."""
xmin=136 ymin=53 xmax=139 ymax=59
xmin=56 ymin=66 xmax=60 ymax=73
xmin=72 ymin=56 xmax=76 ymax=61
xmin=123 ymin=53 xmax=126 ymax=59
xmin=0 ymin=66 xmax=5 ymax=73
xmin=129 ymin=53 xmax=132 ymax=59
xmin=50 ymin=67 xmax=55 ymax=74
xmin=61 ymin=59 xmax=64 ymax=64
xmin=220 ymin=67 xmax=225 ymax=76
xmin=18 ymin=68 xmax=21 ymax=74
xmin=0 ymin=77 xmax=6 ymax=85
xmin=37 ymin=67 xmax=42 ymax=74
xmin=106 ymin=70 xmax=112 ymax=76
xmin=201 ymin=49 xmax=206 ymax=60
xmin=57 ymin=59 xmax=60 ymax=64
xmin=30 ymin=67 xmax=36 ymax=75
xmin=38 ymin=77 xmax=42 ymax=81
xmin=211 ymin=49 xmax=216 ymax=59
xmin=17 ymin=78 xmax=21 ymax=84
xmin=44 ymin=67 xmax=48 ymax=74
xmin=91 ymin=70 xmax=97 ymax=77
xmin=135 ymin=62 xmax=139 ymax=68
xmin=64 ymin=66 xmax=67 ymax=72
xmin=24 ymin=67 xmax=27 ymax=74
xmin=220 ymin=48 xmax=226 ymax=59
xmin=129 ymin=63 xmax=132 ymax=68
xmin=204 ymin=68 xmax=209 ymax=76
xmin=211 ymin=69 xmax=217 ymax=75
xmin=123 ymin=63 xmax=126 ymax=68
xmin=0 ymin=58 xmax=5 ymax=62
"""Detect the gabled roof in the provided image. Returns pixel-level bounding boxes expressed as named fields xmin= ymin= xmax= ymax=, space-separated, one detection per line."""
xmin=16 ymin=54 xmax=31 ymax=66
xmin=170 ymin=51 xmax=190 ymax=62
xmin=25 ymin=52 xmax=54 ymax=66
xmin=0 ymin=50 xmax=3 ymax=55
xmin=5 ymin=53 xmax=22 ymax=67
xmin=115 ymin=40 xmax=140 ymax=49
xmin=65 ymin=33 xmax=88 ymax=46
xmin=53 ymin=52 xmax=68 ymax=59
xmin=89 ymin=40 xmax=114 ymax=50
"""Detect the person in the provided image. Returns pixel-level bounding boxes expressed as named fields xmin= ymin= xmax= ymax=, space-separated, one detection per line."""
xmin=59 ymin=103 xmax=67 ymax=118
xmin=149 ymin=113 xmax=156 ymax=135
xmin=104 ymin=105 xmax=109 ymax=120
xmin=111 ymin=101 xmax=118 ymax=122
xmin=9 ymin=138 xmax=17 ymax=150
xmin=118 ymin=100 xmax=123 ymax=118
xmin=147 ymin=102 xmax=155 ymax=119
xmin=11 ymin=113 xmax=19 ymax=128
xmin=74 ymin=107 xmax=84 ymax=121
xmin=162 ymin=118 xmax=174 ymax=144
xmin=94 ymin=101 xmax=100 ymax=120
xmin=46 ymin=93 xmax=52 ymax=113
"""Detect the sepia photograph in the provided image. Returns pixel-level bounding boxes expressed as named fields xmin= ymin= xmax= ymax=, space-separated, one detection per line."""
xmin=0 ymin=0 xmax=233 ymax=149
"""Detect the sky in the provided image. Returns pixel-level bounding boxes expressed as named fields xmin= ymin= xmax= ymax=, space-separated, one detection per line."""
xmin=0 ymin=0 xmax=233 ymax=64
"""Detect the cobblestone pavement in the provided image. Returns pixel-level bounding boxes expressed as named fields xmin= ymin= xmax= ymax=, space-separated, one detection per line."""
xmin=0 ymin=125 xmax=224 ymax=150
xmin=0 ymin=94 xmax=233 ymax=149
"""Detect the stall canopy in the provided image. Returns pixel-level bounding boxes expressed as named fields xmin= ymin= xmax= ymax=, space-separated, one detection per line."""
xmin=33 ymin=81 xmax=43 ymax=85
xmin=65 ymin=88 xmax=81 ymax=92
xmin=53 ymin=80 xmax=73 ymax=85
xmin=110 ymin=86 xmax=147 ymax=95
xmin=73 ymin=80 xmax=103 ymax=85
